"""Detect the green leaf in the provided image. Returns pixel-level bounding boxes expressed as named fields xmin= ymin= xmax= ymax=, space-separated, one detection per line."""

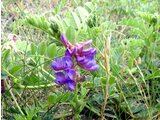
xmin=109 ymin=76 xmax=116 ymax=85
xmin=80 ymin=87 xmax=88 ymax=99
xmin=79 ymin=100 xmax=86 ymax=112
xmin=60 ymin=91 xmax=71 ymax=102
xmin=112 ymin=64 xmax=120 ymax=76
xmin=30 ymin=42 xmax=37 ymax=55
xmin=14 ymin=114 xmax=26 ymax=120
xmin=2 ymin=49 xmax=11 ymax=68
xmin=122 ymin=38 xmax=145 ymax=48
xmin=26 ymin=73 xmax=39 ymax=84
xmin=16 ymin=40 xmax=30 ymax=52
xmin=66 ymin=26 xmax=76 ymax=42
xmin=37 ymin=41 xmax=47 ymax=55
xmin=71 ymin=11 xmax=81 ymax=29
xmin=85 ymin=2 xmax=94 ymax=12
xmin=101 ymin=77 xmax=107 ymax=84
xmin=128 ymin=57 xmax=134 ymax=68
xmin=77 ymin=7 xmax=89 ymax=23
xmin=41 ymin=16 xmax=49 ymax=30
xmin=9 ymin=65 xmax=23 ymax=74
xmin=46 ymin=43 xmax=57 ymax=59
xmin=145 ymin=69 xmax=160 ymax=80
xmin=48 ymin=93 xmax=57 ymax=104
xmin=26 ymin=15 xmax=51 ymax=35
xmin=2 ymin=49 xmax=10 ymax=63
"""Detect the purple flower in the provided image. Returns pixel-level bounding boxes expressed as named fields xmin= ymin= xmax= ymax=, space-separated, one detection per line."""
xmin=76 ymin=57 xmax=99 ymax=71
xmin=75 ymin=47 xmax=99 ymax=71
xmin=74 ymin=40 xmax=93 ymax=50
xmin=60 ymin=33 xmax=99 ymax=71
xmin=51 ymin=55 xmax=76 ymax=91
xmin=51 ymin=56 xmax=73 ymax=71
xmin=1 ymin=79 xmax=5 ymax=94
xmin=54 ymin=69 xmax=76 ymax=91
xmin=65 ymin=48 xmax=76 ymax=57
xmin=51 ymin=32 xmax=99 ymax=91
xmin=60 ymin=33 xmax=75 ymax=56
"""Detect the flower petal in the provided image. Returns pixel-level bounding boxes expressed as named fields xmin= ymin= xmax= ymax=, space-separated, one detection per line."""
xmin=76 ymin=55 xmax=94 ymax=65
xmin=80 ymin=48 xmax=96 ymax=55
xmin=65 ymin=80 xmax=76 ymax=91
xmin=86 ymin=64 xmax=100 ymax=71
xmin=75 ymin=40 xmax=92 ymax=48
xmin=60 ymin=33 xmax=72 ymax=47
xmin=83 ymin=59 xmax=96 ymax=68
xmin=51 ymin=58 xmax=65 ymax=70
xmin=54 ymin=72 xmax=66 ymax=85
xmin=62 ymin=56 xmax=74 ymax=68
xmin=65 ymin=47 xmax=76 ymax=57
xmin=65 ymin=49 xmax=72 ymax=57
xmin=65 ymin=69 xmax=76 ymax=80
xmin=51 ymin=56 xmax=74 ymax=71
xmin=60 ymin=33 xmax=68 ymax=46
xmin=76 ymin=56 xmax=85 ymax=62
xmin=76 ymin=48 xmax=96 ymax=64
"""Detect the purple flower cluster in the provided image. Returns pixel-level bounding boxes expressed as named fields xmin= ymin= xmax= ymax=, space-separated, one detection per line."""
xmin=51 ymin=56 xmax=76 ymax=91
xmin=51 ymin=33 xmax=99 ymax=91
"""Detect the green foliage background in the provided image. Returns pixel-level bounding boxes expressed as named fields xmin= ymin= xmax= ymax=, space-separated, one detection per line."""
xmin=1 ymin=0 xmax=160 ymax=119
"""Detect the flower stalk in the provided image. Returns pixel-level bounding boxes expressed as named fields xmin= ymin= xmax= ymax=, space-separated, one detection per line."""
xmin=100 ymin=33 xmax=111 ymax=120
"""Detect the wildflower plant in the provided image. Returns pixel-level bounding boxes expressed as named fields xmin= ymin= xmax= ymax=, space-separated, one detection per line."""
xmin=51 ymin=32 xmax=99 ymax=91
xmin=50 ymin=33 xmax=99 ymax=119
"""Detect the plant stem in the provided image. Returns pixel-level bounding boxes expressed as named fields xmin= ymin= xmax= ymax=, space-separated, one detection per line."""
xmin=74 ymin=85 xmax=81 ymax=120
xmin=85 ymin=104 xmax=100 ymax=116
xmin=115 ymin=80 xmax=134 ymax=118
xmin=17 ymin=83 xmax=56 ymax=89
xmin=54 ymin=112 xmax=72 ymax=119
xmin=100 ymin=33 xmax=111 ymax=120
xmin=4 ymin=80 xmax=25 ymax=116
xmin=128 ymin=69 xmax=151 ymax=118
xmin=2 ymin=67 xmax=56 ymax=89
